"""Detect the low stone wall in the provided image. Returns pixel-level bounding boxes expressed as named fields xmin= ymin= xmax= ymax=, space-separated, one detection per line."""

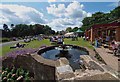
xmin=2 ymin=54 xmax=56 ymax=80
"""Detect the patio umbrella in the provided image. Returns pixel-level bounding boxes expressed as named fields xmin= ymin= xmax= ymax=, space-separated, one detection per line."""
xmin=76 ymin=29 xmax=83 ymax=33
xmin=75 ymin=29 xmax=84 ymax=37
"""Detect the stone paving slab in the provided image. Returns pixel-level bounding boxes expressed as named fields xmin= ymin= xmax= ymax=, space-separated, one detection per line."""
xmin=95 ymin=47 xmax=119 ymax=72
xmin=75 ymin=73 xmax=118 ymax=80
xmin=81 ymin=54 xmax=119 ymax=79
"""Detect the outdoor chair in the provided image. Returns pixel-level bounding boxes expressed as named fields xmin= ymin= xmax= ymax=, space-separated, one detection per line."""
xmin=24 ymin=38 xmax=31 ymax=43
xmin=103 ymin=44 xmax=109 ymax=48
xmin=115 ymin=44 xmax=120 ymax=56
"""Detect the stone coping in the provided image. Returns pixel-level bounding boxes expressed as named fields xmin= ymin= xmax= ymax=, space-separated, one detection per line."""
xmin=34 ymin=44 xmax=90 ymax=68
xmin=33 ymin=44 xmax=93 ymax=70
xmin=31 ymin=53 xmax=56 ymax=67
xmin=37 ymin=44 xmax=89 ymax=55
xmin=31 ymin=54 xmax=71 ymax=68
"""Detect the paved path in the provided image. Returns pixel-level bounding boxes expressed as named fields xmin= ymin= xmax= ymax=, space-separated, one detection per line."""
xmin=80 ymin=55 xmax=119 ymax=79
xmin=81 ymin=55 xmax=106 ymax=71
xmin=0 ymin=40 xmax=24 ymax=47
xmin=95 ymin=47 xmax=119 ymax=72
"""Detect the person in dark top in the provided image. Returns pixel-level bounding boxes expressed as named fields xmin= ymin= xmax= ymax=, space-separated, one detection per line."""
xmin=16 ymin=43 xmax=20 ymax=48
xmin=57 ymin=37 xmax=64 ymax=45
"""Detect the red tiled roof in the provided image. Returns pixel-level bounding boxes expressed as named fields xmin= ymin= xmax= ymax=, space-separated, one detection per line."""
xmin=92 ymin=22 xmax=120 ymax=28
xmin=85 ymin=22 xmax=120 ymax=31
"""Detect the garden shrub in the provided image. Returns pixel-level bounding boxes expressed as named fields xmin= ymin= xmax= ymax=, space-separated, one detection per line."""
xmin=1 ymin=38 xmax=10 ymax=42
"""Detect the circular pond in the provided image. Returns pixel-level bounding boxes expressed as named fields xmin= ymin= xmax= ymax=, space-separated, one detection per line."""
xmin=38 ymin=45 xmax=89 ymax=70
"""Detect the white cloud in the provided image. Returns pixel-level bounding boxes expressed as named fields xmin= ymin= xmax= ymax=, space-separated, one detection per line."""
xmin=47 ymin=1 xmax=91 ymax=31
xmin=48 ymin=18 xmax=83 ymax=31
xmin=0 ymin=4 xmax=46 ymax=27
xmin=47 ymin=4 xmax=66 ymax=17
xmin=47 ymin=1 xmax=91 ymax=18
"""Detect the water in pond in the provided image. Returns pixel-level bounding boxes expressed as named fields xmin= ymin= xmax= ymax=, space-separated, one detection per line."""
xmin=40 ymin=46 xmax=88 ymax=70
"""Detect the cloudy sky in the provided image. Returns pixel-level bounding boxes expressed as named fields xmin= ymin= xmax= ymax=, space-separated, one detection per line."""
xmin=0 ymin=1 xmax=118 ymax=31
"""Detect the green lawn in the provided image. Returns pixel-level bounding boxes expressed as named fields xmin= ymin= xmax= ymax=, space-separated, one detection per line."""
xmin=1 ymin=39 xmax=51 ymax=56
xmin=64 ymin=38 xmax=94 ymax=49
xmin=1 ymin=38 xmax=94 ymax=56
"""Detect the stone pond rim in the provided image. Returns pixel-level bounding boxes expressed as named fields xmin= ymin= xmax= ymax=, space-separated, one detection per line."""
xmin=37 ymin=44 xmax=90 ymax=71
xmin=37 ymin=44 xmax=89 ymax=59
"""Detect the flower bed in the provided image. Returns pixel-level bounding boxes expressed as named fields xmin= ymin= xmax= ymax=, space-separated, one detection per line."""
xmin=2 ymin=67 xmax=32 ymax=82
xmin=5 ymin=48 xmax=38 ymax=59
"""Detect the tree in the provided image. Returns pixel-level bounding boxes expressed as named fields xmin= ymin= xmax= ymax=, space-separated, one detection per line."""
xmin=72 ymin=27 xmax=79 ymax=32
xmin=10 ymin=24 xmax=55 ymax=37
xmin=110 ymin=6 xmax=120 ymax=20
xmin=82 ymin=17 xmax=93 ymax=26
xmin=3 ymin=24 xmax=11 ymax=37
xmin=3 ymin=24 xmax=9 ymax=32
xmin=10 ymin=24 xmax=14 ymax=28
xmin=81 ymin=6 xmax=120 ymax=32
xmin=66 ymin=27 xmax=72 ymax=32
xmin=43 ymin=25 xmax=52 ymax=35
xmin=50 ymin=30 xmax=55 ymax=35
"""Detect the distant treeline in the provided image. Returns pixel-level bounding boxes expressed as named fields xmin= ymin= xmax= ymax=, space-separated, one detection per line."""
xmin=2 ymin=24 xmax=55 ymax=38
xmin=80 ymin=6 xmax=120 ymax=31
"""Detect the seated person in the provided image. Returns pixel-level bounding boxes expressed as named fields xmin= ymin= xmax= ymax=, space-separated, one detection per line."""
xmin=83 ymin=36 xmax=85 ymax=40
xmin=111 ymin=40 xmax=118 ymax=55
xmin=24 ymin=38 xmax=31 ymax=43
xmin=98 ymin=37 xmax=102 ymax=46
xmin=51 ymin=37 xmax=56 ymax=42
xmin=57 ymin=37 xmax=63 ymax=44
xmin=16 ymin=43 xmax=20 ymax=47
xmin=117 ymin=44 xmax=120 ymax=56
xmin=105 ymin=36 xmax=110 ymax=44
xmin=10 ymin=43 xmax=26 ymax=49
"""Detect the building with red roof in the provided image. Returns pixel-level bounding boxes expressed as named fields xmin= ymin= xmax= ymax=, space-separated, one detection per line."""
xmin=85 ymin=20 xmax=120 ymax=42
